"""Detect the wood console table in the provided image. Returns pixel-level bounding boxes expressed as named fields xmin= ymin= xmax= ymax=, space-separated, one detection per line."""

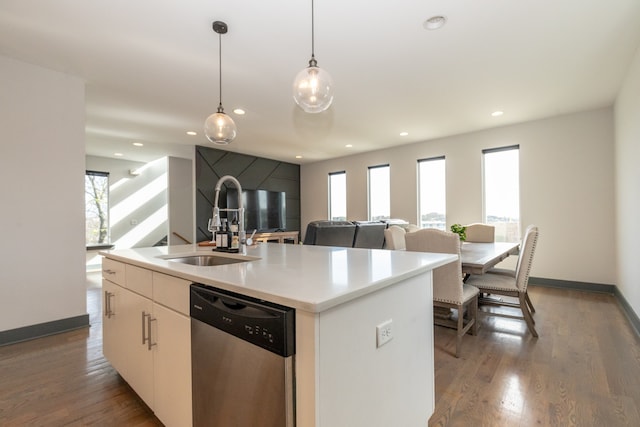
xmin=253 ymin=231 xmax=299 ymax=244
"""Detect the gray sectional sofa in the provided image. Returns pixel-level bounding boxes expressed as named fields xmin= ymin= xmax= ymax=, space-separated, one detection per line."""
xmin=303 ymin=219 xmax=409 ymax=249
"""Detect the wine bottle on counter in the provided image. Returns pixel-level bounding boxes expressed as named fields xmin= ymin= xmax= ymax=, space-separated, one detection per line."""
xmin=215 ymin=222 xmax=222 ymax=247
xmin=230 ymin=213 xmax=239 ymax=250
xmin=220 ymin=219 xmax=229 ymax=249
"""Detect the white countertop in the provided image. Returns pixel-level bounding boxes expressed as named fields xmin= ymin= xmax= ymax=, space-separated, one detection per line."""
xmin=100 ymin=243 xmax=457 ymax=313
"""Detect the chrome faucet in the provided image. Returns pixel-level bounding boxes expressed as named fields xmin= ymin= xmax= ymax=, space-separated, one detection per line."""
xmin=211 ymin=175 xmax=246 ymax=255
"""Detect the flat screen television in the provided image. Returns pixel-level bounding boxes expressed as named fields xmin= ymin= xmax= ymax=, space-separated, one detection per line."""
xmin=226 ymin=189 xmax=286 ymax=232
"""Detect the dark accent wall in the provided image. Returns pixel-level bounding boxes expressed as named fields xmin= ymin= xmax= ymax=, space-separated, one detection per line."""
xmin=195 ymin=146 xmax=301 ymax=242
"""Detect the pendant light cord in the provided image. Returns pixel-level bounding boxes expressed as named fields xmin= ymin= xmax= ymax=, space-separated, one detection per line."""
xmin=218 ymin=31 xmax=224 ymax=112
xmin=309 ymin=0 xmax=318 ymax=66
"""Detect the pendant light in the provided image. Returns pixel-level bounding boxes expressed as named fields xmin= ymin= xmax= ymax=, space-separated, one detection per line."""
xmin=292 ymin=0 xmax=334 ymax=113
xmin=204 ymin=21 xmax=237 ymax=145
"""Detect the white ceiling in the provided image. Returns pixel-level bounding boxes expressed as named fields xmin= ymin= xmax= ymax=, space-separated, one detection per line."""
xmin=1 ymin=0 xmax=639 ymax=164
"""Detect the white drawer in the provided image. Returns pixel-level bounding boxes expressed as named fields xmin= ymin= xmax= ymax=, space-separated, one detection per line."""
xmin=153 ymin=272 xmax=191 ymax=315
xmin=125 ymin=264 xmax=153 ymax=298
xmin=102 ymin=258 xmax=125 ymax=286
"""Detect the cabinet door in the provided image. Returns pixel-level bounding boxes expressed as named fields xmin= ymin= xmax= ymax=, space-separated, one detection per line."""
xmin=153 ymin=303 xmax=192 ymax=427
xmin=102 ymin=279 xmax=125 ymax=374
xmin=119 ymin=287 xmax=155 ymax=409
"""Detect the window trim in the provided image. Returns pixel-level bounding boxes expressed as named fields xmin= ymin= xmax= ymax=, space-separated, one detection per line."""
xmin=482 ymin=144 xmax=519 ymax=155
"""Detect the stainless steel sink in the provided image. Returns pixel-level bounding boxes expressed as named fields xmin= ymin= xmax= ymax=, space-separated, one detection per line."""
xmin=166 ymin=255 xmax=250 ymax=266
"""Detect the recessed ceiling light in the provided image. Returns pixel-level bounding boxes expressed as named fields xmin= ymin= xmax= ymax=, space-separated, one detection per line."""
xmin=295 ymin=155 xmax=303 ymax=159
xmin=114 ymin=152 xmax=123 ymax=157
xmin=233 ymin=108 xmax=246 ymax=115
xmin=491 ymin=111 xmax=504 ymax=117
xmin=423 ymin=15 xmax=447 ymax=30
xmin=132 ymin=142 xmax=144 ymax=147
xmin=345 ymin=144 xmax=353 ymax=148
xmin=186 ymin=131 xmax=197 ymax=136
xmin=399 ymin=132 xmax=409 ymax=136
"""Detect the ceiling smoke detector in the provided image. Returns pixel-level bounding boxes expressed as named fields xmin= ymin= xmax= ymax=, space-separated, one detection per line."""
xmin=423 ymin=15 xmax=447 ymax=30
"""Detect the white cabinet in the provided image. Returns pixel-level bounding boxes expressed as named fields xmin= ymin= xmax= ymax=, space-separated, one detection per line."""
xmin=102 ymin=279 xmax=125 ymax=374
xmin=151 ymin=272 xmax=192 ymax=427
xmin=102 ymin=260 xmax=192 ymax=427
xmin=152 ymin=302 xmax=192 ymax=427
xmin=119 ymin=287 xmax=154 ymax=408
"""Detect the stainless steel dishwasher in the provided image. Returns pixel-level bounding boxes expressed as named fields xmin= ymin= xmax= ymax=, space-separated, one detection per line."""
xmin=190 ymin=283 xmax=296 ymax=427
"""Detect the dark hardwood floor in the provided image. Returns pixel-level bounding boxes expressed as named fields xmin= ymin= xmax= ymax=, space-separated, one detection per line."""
xmin=0 ymin=273 xmax=162 ymax=427
xmin=430 ymin=285 xmax=640 ymax=426
xmin=1 ymin=274 xmax=639 ymax=426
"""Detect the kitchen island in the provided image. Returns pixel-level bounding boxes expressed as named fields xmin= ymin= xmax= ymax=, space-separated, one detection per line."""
xmin=100 ymin=243 xmax=457 ymax=427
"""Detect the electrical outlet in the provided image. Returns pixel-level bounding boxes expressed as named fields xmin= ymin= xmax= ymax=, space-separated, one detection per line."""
xmin=376 ymin=319 xmax=393 ymax=348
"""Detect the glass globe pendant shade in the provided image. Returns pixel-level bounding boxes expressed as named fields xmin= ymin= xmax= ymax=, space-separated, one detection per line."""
xmin=204 ymin=108 xmax=237 ymax=145
xmin=293 ymin=63 xmax=334 ymax=113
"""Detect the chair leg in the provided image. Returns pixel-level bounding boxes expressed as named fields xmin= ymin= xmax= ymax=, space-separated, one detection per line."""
xmin=519 ymin=293 xmax=538 ymax=337
xmin=456 ymin=304 xmax=464 ymax=358
xmin=525 ymin=292 xmax=536 ymax=314
xmin=470 ymin=296 xmax=478 ymax=336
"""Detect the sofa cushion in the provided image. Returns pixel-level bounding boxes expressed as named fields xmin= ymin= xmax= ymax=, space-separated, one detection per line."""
xmin=352 ymin=221 xmax=386 ymax=249
xmin=303 ymin=220 xmax=356 ymax=247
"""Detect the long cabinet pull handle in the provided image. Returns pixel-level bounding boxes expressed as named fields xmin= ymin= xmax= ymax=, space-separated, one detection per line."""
xmin=102 ymin=269 xmax=116 ymax=275
xmin=104 ymin=291 xmax=109 ymax=318
xmin=142 ymin=311 xmax=148 ymax=345
xmin=104 ymin=291 xmax=114 ymax=318
xmin=147 ymin=315 xmax=157 ymax=351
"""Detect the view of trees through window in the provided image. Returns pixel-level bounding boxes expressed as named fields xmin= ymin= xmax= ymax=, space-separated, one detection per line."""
xmin=85 ymin=171 xmax=109 ymax=245
xmin=483 ymin=146 xmax=520 ymax=242
xmin=329 ymin=171 xmax=346 ymax=221
xmin=368 ymin=165 xmax=390 ymax=221
xmin=418 ymin=157 xmax=446 ymax=230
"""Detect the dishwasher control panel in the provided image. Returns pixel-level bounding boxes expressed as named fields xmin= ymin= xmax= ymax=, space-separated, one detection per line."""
xmin=190 ymin=283 xmax=295 ymax=357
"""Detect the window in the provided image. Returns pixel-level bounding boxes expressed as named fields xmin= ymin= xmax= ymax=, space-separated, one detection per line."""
xmin=368 ymin=164 xmax=390 ymax=221
xmin=418 ymin=156 xmax=446 ymax=230
xmin=329 ymin=171 xmax=346 ymax=221
xmin=85 ymin=170 xmax=110 ymax=246
xmin=483 ymin=146 xmax=520 ymax=242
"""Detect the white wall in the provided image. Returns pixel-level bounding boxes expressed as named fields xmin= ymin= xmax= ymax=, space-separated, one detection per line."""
xmin=614 ymin=45 xmax=640 ymax=317
xmin=301 ymin=109 xmax=616 ymax=285
xmin=85 ymin=155 xmax=194 ymax=268
xmin=0 ymin=56 xmax=86 ymax=332
xmin=86 ymin=156 xmax=167 ymax=249
xmin=167 ymin=156 xmax=195 ymax=245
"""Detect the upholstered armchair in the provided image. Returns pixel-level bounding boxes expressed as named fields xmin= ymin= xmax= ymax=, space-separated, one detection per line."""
xmin=405 ymin=228 xmax=479 ymax=357
xmin=465 ymin=225 xmax=539 ymax=337
xmin=383 ymin=225 xmax=406 ymax=250
xmin=464 ymin=223 xmax=495 ymax=243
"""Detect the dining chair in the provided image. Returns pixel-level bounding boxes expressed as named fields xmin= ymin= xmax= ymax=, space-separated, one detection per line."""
xmin=405 ymin=228 xmax=479 ymax=357
xmin=464 ymin=223 xmax=495 ymax=243
xmin=465 ymin=225 xmax=539 ymax=337
xmin=406 ymin=223 xmax=421 ymax=233
xmin=383 ymin=225 xmax=406 ymax=250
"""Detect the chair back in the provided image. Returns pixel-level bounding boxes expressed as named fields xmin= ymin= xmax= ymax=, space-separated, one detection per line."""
xmin=406 ymin=223 xmax=421 ymax=233
xmin=515 ymin=225 xmax=539 ymax=292
xmin=405 ymin=228 xmax=463 ymax=304
xmin=383 ymin=225 xmax=406 ymax=250
xmin=464 ymin=223 xmax=495 ymax=243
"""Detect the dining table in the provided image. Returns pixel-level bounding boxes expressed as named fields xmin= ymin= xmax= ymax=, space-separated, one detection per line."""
xmin=460 ymin=241 xmax=520 ymax=276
